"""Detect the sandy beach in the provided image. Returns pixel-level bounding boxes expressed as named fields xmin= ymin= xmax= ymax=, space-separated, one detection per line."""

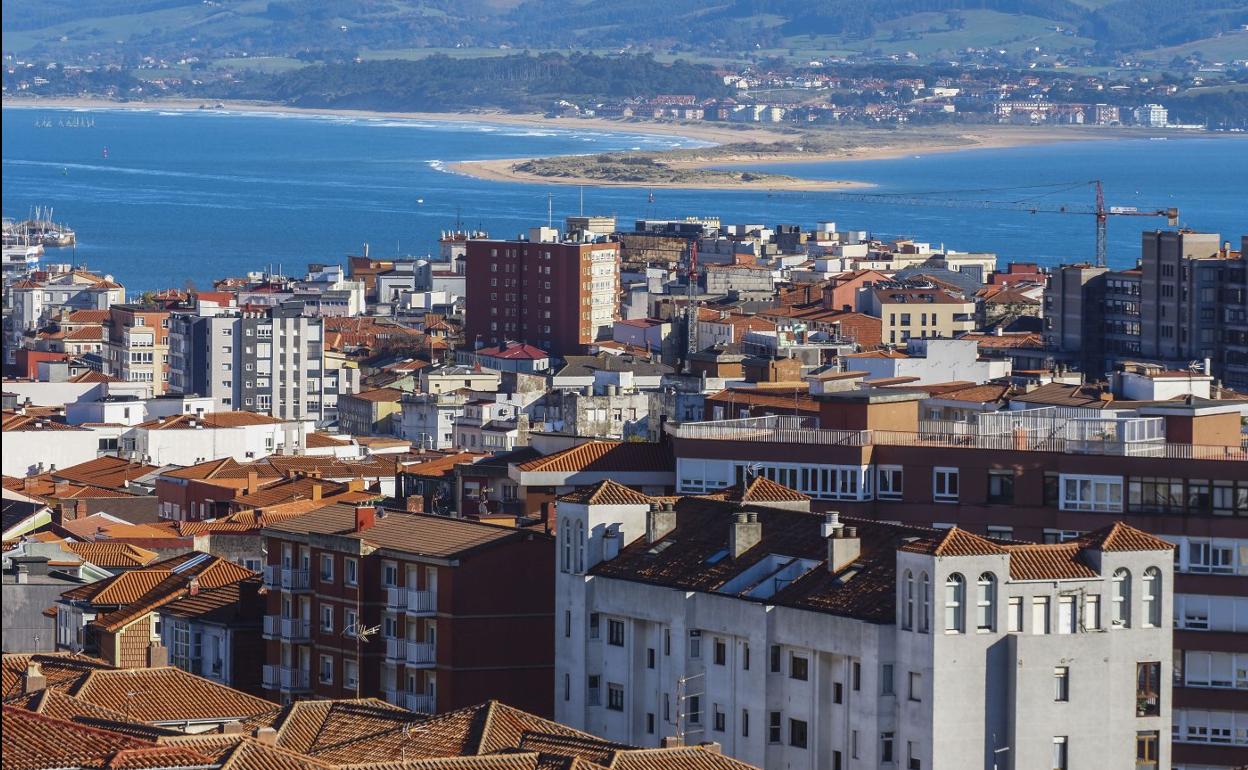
xmin=4 ymin=95 xmax=1187 ymax=190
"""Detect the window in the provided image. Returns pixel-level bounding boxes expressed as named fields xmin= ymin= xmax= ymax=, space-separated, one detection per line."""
xmin=588 ymin=676 xmax=601 ymax=706
xmin=647 ymin=648 xmax=655 ymax=669
xmin=878 ymin=466 xmax=903 ymax=500
xmin=320 ymin=605 xmax=333 ymax=632
xmin=664 ymin=629 xmax=670 ymax=656
xmin=902 ymin=570 xmax=915 ymax=630
xmin=344 ymin=659 xmax=358 ymax=692
xmin=789 ymin=718 xmax=808 ymax=749
xmin=1135 ymin=662 xmax=1160 ymax=717
xmin=833 ymin=682 xmax=843 ymax=704
xmin=607 ymin=683 xmax=624 ymax=711
xmin=1058 ymin=595 xmax=1076 ymax=634
xmin=713 ymin=638 xmax=726 ymax=665
xmin=608 ymin=619 xmax=624 ymax=646
xmin=689 ymin=630 xmax=701 ymax=659
xmin=768 ymin=712 xmax=782 ymax=743
xmin=790 ymin=654 xmax=809 ymax=681
xmin=1142 ymin=568 xmax=1161 ymax=628
xmin=881 ymin=732 xmax=895 ymax=763
xmin=344 ymin=609 xmax=358 ymax=637
xmin=918 ymin=573 xmax=931 ymax=633
xmin=1112 ymin=569 xmax=1131 ymax=627
xmin=933 ymin=468 xmax=959 ymax=502
xmin=976 ymin=573 xmax=996 ymax=632
xmin=344 ymin=558 xmax=357 ymax=586
xmin=907 ymin=741 xmax=921 ymax=770
xmin=1085 ymin=594 xmax=1101 ymax=630
xmin=742 ymin=643 xmax=750 ymax=670
xmin=908 ymin=672 xmax=921 ymax=701
xmin=741 ymin=709 xmax=749 ymax=737
xmin=688 ymin=695 xmax=701 ymax=724
xmin=646 ymin=713 xmax=655 ymax=734
xmin=1135 ymin=731 xmax=1159 ymax=769
xmin=589 ymin=614 xmax=599 ymax=640
xmin=944 ymin=573 xmax=965 ymax=633
xmin=382 ymin=563 xmax=398 ymax=587
xmin=713 ymin=703 xmax=725 ymax=732
xmin=852 ymin=661 xmax=861 ymax=691
xmin=881 ymin=664 xmax=894 ymax=696
xmin=1051 ymin=737 xmax=1067 ymax=770
xmin=1054 ymin=667 xmax=1069 ymax=701
xmin=769 ymin=645 xmax=781 ymax=673
xmin=1060 ymin=474 xmax=1123 ymax=512
xmin=987 ymin=470 xmax=1015 ymax=504
xmin=319 ymin=655 xmax=333 ymax=684
xmin=1032 ymin=596 xmax=1051 ymax=635
xmin=319 ymin=554 xmax=333 ymax=583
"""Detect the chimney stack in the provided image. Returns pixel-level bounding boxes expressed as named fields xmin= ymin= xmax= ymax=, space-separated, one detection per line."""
xmin=827 ymin=524 xmax=861 ymax=573
xmin=147 ymin=642 xmax=169 ymax=668
xmin=246 ymin=471 xmax=259 ymax=495
xmin=646 ymin=501 xmax=676 ymax=544
xmin=188 ymin=576 xmax=200 ymax=597
xmin=310 ymin=483 xmax=322 ymax=501
xmin=660 ymin=736 xmax=684 ymax=749
xmin=253 ymin=727 xmax=278 ymax=746
xmin=729 ymin=511 xmax=762 ymax=559
xmin=24 ymin=662 xmax=46 ymax=694
xmin=354 ymin=505 xmax=376 ymax=532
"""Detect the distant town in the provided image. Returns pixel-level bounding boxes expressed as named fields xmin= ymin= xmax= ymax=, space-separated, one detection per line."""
xmin=3 ymin=205 xmax=1246 ymax=770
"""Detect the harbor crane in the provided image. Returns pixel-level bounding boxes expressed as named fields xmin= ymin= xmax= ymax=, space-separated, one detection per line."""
xmin=827 ymin=179 xmax=1178 ymax=268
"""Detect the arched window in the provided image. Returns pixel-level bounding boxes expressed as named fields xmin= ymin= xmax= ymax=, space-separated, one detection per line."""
xmin=944 ymin=574 xmax=965 ymax=633
xmin=1112 ymin=568 xmax=1131 ymax=627
xmin=575 ymin=520 xmax=585 ymax=574
xmin=560 ymin=519 xmax=571 ymax=573
xmin=1142 ymin=567 xmax=1161 ymax=628
xmin=976 ymin=573 xmax=997 ymax=632
xmin=903 ymin=570 xmax=915 ymax=630
xmin=918 ymin=572 xmax=931 ymax=633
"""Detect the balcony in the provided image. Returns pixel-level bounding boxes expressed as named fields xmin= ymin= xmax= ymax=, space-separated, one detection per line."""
xmin=263 ymin=615 xmax=311 ymax=642
xmin=670 ymin=413 xmax=1248 ymax=461
xmin=402 ymin=692 xmax=436 ymax=714
xmin=384 ymin=637 xmax=406 ymax=663
xmin=264 ymin=566 xmax=311 ymax=592
xmin=406 ymin=641 xmax=436 ymax=667
xmin=386 ymin=587 xmax=437 ymax=615
xmin=262 ymin=664 xmax=311 ymax=693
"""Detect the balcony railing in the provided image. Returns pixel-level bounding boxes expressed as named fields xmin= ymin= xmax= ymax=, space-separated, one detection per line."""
xmin=263 ymin=566 xmax=311 ymax=591
xmin=384 ymin=637 xmax=405 ymax=663
xmin=406 ymin=641 xmax=436 ymax=667
xmin=670 ymin=414 xmax=1248 ymax=461
xmin=386 ymin=587 xmax=437 ymax=615
xmin=263 ymin=615 xmax=311 ymax=642
xmin=262 ymin=665 xmax=311 ymax=692
xmin=403 ymin=692 xmax=436 ymax=714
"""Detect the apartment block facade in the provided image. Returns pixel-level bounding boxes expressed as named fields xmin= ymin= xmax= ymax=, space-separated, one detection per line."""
xmin=260 ymin=503 xmax=554 ymax=716
xmin=1045 ymin=231 xmax=1247 ymax=388
xmin=555 ymin=481 xmax=1174 ymax=770
xmin=105 ymin=305 xmax=170 ymax=395
xmin=169 ymin=303 xmax=356 ymax=424
xmin=667 ymin=391 xmax=1247 ymax=770
xmin=464 ymin=233 xmax=620 ymax=357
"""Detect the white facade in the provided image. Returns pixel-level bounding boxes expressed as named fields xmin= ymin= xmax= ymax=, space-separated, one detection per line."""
xmin=850 ymin=338 xmax=1011 ymax=386
xmin=398 ymin=393 xmax=466 ymax=450
xmin=2 ymin=424 xmax=123 ymax=477
xmin=588 ymin=246 xmax=620 ymax=340
xmin=129 ymin=418 xmax=311 ymax=466
xmin=556 ymin=496 xmax=1173 ymax=770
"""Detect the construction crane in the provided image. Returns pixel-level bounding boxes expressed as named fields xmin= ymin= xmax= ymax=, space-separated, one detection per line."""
xmin=826 ymin=180 xmax=1178 ymax=268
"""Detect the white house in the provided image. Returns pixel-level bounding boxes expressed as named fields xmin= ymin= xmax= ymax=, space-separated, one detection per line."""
xmin=125 ymin=411 xmax=311 ymax=466
xmin=843 ymin=338 xmax=1010 ymax=386
xmin=555 ymin=480 xmax=1173 ymax=770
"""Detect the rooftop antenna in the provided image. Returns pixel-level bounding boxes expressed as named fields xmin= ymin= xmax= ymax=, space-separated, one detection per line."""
xmin=675 ymin=671 xmax=704 ymax=745
xmin=547 ymin=193 xmax=553 ymax=229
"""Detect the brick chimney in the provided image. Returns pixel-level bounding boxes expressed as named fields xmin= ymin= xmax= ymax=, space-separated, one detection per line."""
xmin=406 ymin=495 xmax=424 ymax=513
xmin=147 ymin=642 xmax=168 ymax=667
xmin=354 ymin=505 xmax=376 ymax=532
xmin=310 ymin=483 xmax=322 ymax=502
xmin=729 ymin=511 xmax=761 ymax=559
xmin=660 ymin=736 xmax=683 ymax=748
xmin=245 ymin=471 xmax=259 ymax=495
xmin=24 ymin=662 xmax=46 ymax=694
xmin=188 ymin=576 xmax=201 ymax=597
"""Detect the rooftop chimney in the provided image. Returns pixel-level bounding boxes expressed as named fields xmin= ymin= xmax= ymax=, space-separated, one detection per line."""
xmin=254 ymin=727 xmax=278 ymax=746
xmin=147 ymin=642 xmax=168 ymax=668
xmin=406 ymin=495 xmax=424 ymax=514
xmin=828 ymin=524 xmax=861 ymax=573
xmin=245 ymin=471 xmax=260 ymax=495
xmin=660 ymin=736 xmax=684 ymax=749
xmin=354 ymin=505 xmax=376 ymax=532
xmin=188 ymin=576 xmax=200 ymax=597
xmin=729 ymin=511 xmax=762 ymax=559
xmin=699 ymin=741 xmax=722 ymax=754
xmin=646 ymin=501 xmax=676 ymax=544
xmin=24 ymin=662 xmax=46 ymax=694
xmin=820 ymin=512 xmax=842 ymax=539
xmin=310 ymin=483 xmax=322 ymax=502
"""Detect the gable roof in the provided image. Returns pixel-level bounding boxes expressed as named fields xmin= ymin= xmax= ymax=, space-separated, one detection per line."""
xmin=515 ymin=442 xmax=672 ymax=474
xmin=52 ymin=457 xmax=160 ymax=490
xmin=1 ymin=653 xmax=111 ymax=702
xmin=0 ymin=706 xmax=208 ymax=770
xmin=65 ymin=542 xmax=160 ymax=569
xmin=67 ymin=667 xmax=275 ymax=724
xmin=900 ymin=527 xmax=1008 ymax=557
xmin=705 ymin=476 xmax=810 ymax=504
xmin=557 ymin=480 xmax=654 ymax=506
xmin=1077 ymin=522 xmax=1174 ymax=553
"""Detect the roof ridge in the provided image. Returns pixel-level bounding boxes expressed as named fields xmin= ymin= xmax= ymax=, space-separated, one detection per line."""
xmin=475 ymin=699 xmax=499 ymax=756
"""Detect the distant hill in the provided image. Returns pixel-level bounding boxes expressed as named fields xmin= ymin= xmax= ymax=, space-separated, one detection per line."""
xmin=3 ymin=0 xmax=1246 ymax=63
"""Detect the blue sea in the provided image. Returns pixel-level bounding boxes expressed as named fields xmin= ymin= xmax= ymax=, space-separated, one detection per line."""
xmin=2 ymin=106 xmax=1246 ymax=290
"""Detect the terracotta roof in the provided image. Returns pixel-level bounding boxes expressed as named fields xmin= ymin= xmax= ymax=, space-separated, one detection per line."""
xmin=134 ymin=412 xmax=287 ymax=430
xmin=901 ymin=527 xmax=1008 ymax=557
xmin=305 ymin=433 xmax=352 ymax=449
xmin=65 ymin=542 xmax=160 ymax=569
xmin=344 ymin=388 xmax=405 ymax=403
xmin=476 ymin=343 xmax=550 ymax=360
xmin=927 ymin=383 xmax=1011 ymax=403
xmin=711 ymin=476 xmax=808 ymax=504
xmin=264 ymin=505 xmax=539 ymax=559
xmin=1 ymin=654 xmax=111 ymax=702
xmin=1077 ymin=522 xmax=1175 ymax=553
xmin=1009 ymin=382 xmax=1124 ymax=410
xmin=68 ymin=667 xmax=275 ymax=724
xmin=68 ymin=371 xmax=121 ymax=384
xmin=608 ymin=747 xmax=760 ymax=770
xmin=158 ymin=578 xmax=262 ymax=624
xmin=515 ymin=442 xmax=672 ymax=474
xmin=0 ymin=706 xmax=212 ymax=770
xmin=1005 ymin=543 xmax=1098 ymax=581
xmin=557 ymin=480 xmax=654 ymax=506
xmin=230 ymin=477 xmax=362 ymax=510
xmin=3 ymin=412 xmax=86 ymax=432
xmin=52 ymin=457 xmax=159 ymax=490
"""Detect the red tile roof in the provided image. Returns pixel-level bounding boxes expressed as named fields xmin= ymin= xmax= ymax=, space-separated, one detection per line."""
xmin=67 ymin=667 xmax=275 ymax=724
xmin=515 ymin=442 xmax=672 ymax=474
xmin=0 ymin=706 xmax=212 ymax=770
xmin=1077 ymin=522 xmax=1175 ymax=553
xmin=705 ymin=476 xmax=810 ymax=504
xmin=557 ymin=480 xmax=654 ymax=506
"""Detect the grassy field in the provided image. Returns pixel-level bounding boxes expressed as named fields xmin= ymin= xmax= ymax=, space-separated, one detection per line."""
xmin=1137 ymin=30 xmax=1248 ymax=63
